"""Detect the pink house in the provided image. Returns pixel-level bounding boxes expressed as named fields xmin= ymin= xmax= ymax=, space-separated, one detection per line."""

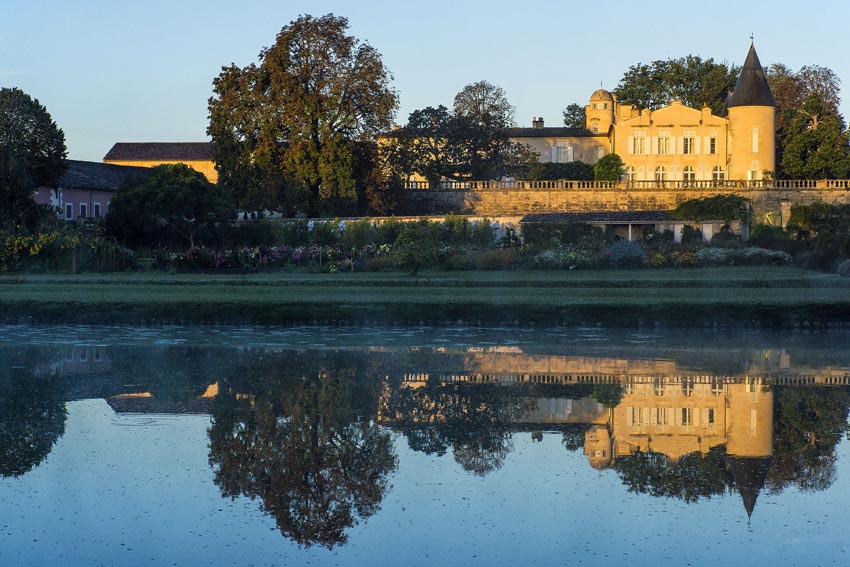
xmin=34 ymin=160 xmax=151 ymax=221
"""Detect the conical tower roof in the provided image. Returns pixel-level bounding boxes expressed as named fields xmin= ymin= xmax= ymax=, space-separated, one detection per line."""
xmin=724 ymin=455 xmax=773 ymax=518
xmin=726 ymin=44 xmax=776 ymax=108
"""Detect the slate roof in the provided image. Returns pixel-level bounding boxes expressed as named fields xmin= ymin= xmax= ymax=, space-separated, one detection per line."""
xmin=103 ymin=142 xmax=214 ymax=162
xmin=385 ymin=126 xmax=594 ymax=139
xmin=505 ymin=126 xmax=594 ymax=138
xmin=726 ymin=44 xmax=776 ymax=108
xmin=521 ymin=210 xmax=674 ymax=224
xmin=52 ymin=160 xmax=152 ymax=191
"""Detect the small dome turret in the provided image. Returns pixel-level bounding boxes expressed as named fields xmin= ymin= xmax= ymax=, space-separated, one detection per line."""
xmin=590 ymin=89 xmax=614 ymax=102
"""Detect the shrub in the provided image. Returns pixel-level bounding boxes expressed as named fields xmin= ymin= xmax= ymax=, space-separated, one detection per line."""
xmin=341 ymin=220 xmax=377 ymax=249
xmin=601 ymin=240 xmax=644 ymax=268
xmin=708 ymin=224 xmax=739 ymax=248
xmin=308 ymin=221 xmax=339 ymax=247
xmin=736 ymin=247 xmax=791 ymax=266
xmin=521 ymin=222 xmax=596 ymax=249
xmin=533 ymin=250 xmax=561 ymax=269
xmin=275 ymin=220 xmax=309 ymax=247
xmin=697 ymin=247 xmax=732 ymax=266
xmin=671 ymin=250 xmax=700 ymax=268
xmin=642 ymin=251 xmax=668 ymax=268
xmin=474 ymin=249 xmax=515 ymax=270
xmin=680 ymin=225 xmax=703 ymax=245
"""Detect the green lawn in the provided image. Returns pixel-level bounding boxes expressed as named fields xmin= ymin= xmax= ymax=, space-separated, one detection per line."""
xmin=1 ymin=267 xmax=849 ymax=325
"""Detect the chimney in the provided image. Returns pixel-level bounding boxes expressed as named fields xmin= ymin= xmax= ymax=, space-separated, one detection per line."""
xmin=532 ymin=116 xmax=545 ymax=128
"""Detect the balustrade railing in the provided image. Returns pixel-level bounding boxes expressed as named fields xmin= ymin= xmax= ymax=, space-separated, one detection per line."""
xmin=401 ymin=179 xmax=850 ymax=191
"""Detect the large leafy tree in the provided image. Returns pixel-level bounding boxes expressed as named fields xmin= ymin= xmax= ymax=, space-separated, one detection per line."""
xmin=208 ymin=14 xmax=398 ymax=215
xmin=614 ymin=56 xmax=739 ymax=115
xmin=0 ymin=87 xmax=67 ymax=186
xmin=0 ymin=88 xmax=67 ymax=230
xmin=391 ymin=82 xmax=534 ymax=184
xmin=766 ymin=64 xmax=850 ymax=178
xmin=105 ymin=164 xmax=235 ymax=249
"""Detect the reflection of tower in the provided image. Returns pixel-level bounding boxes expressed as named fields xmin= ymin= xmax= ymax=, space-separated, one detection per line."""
xmin=584 ymin=425 xmax=613 ymax=469
xmin=724 ymin=381 xmax=774 ymax=519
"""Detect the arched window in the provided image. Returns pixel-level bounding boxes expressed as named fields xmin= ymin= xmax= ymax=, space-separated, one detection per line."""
xmin=683 ymin=166 xmax=695 ymax=184
xmin=655 ymin=166 xmax=666 ymax=182
xmin=626 ymin=166 xmax=635 ymax=182
xmin=712 ymin=166 xmax=725 ymax=181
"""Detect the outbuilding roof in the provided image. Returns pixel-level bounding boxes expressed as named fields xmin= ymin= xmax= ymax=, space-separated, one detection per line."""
xmin=103 ymin=142 xmax=214 ymax=162
xmin=505 ymin=126 xmax=593 ymax=138
xmin=51 ymin=160 xmax=151 ymax=191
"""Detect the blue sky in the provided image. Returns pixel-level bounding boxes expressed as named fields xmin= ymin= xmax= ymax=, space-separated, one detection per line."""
xmin=3 ymin=0 xmax=849 ymax=161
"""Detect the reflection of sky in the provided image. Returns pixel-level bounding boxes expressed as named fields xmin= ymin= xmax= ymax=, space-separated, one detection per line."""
xmin=0 ymin=400 xmax=846 ymax=566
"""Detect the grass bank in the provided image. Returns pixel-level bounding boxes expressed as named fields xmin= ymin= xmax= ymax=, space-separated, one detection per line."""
xmin=2 ymin=267 xmax=849 ymax=327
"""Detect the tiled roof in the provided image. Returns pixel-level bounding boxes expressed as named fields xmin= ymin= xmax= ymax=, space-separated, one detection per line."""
xmin=52 ymin=160 xmax=152 ymax=191
xmin=103 ymin=142 xmax=213 ymax=162
xmin=521 ymin=210 xmax=674 ymax=224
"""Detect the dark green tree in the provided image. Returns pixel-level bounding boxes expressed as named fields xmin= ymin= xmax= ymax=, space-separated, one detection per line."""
xmin=593 ymin=153 xmax=625 ymax=181
xmin=104 ymin=164 xmax=235 ymax=249
xmin=0 ymin=87 xmax=67 ymax=186
xmin=0 ymin=147 xmax=49 ymax=232
xmin=562 ymin=103 xmax=587 ymax=129
xmin=208 ymin=13 xmax=398 ymax=215
xmin=779 ymin=94 xmax=850 ymax=179
xmin=614 ymin=56 xmax=739 ymax=115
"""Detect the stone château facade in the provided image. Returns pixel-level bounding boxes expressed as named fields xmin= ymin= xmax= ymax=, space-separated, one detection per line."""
xmin=510 ymin=43 xmax=776 ymax=182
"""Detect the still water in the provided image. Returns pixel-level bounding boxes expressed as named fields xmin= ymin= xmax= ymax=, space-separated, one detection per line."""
xmin=1 ymin=325 xmax=849 ymax=566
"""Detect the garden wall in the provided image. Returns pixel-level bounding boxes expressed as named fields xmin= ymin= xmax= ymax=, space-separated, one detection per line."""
xmin=401 ymin=186 xmax=850 ymax=226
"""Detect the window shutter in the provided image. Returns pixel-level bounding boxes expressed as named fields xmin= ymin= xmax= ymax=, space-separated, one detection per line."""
xmin=694 ymin=137 xmax=701 ymax=154
xmin=651 ymin=136 xmax=658 ymax=154
xmin=551 ymin=147 xmax=557 ymax=163
xmin=568 ymin=146 xmax=574 ymax=162
xmin=677 ymin=137 xmax=683 ymax=154
xmin=627 ymin=136 xmax=634 ymax=155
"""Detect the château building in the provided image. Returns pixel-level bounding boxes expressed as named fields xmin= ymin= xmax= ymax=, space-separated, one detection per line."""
xmin=510 ymin=43 xmax=776 ymax=182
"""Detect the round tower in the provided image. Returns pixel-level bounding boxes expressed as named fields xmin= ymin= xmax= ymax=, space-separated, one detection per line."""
xmin=586 ymin=89 xmax=615 ymax=134
xmin=726 ymin=44 xmax=776 ymax=181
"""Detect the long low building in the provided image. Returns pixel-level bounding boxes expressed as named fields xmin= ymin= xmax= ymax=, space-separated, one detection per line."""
xmin=34 ymin=160 xmax=151 ymax=221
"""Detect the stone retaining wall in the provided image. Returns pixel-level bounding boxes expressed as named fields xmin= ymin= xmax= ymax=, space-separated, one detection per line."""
xmin=400 ymin=187 xmax=850 ymax=225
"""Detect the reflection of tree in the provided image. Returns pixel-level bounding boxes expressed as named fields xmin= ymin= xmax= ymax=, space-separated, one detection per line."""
xmin=208 ymin=360 xmax=397 ymax=549
xmin=592 ymin=383 xmax=623 ymax=408
xmin=613 ymin=447 xmax=731 ymax=503
xmin=384 ymin=381 xmax=535 ymax=476
xmin=0 ymin=351 xmax=67 ymax=477
xmin=562 ymin=424 xmax=591 ymax=452
xmin=768 ymin=387 xmax=850 ymax=493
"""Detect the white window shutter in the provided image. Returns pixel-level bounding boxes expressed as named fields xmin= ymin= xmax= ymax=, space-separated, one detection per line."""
xmin=568 ymin=146 xmax=574 ymax=162
xmin=695 ymin=137 xmax=701 ymax=154
xmin=678 ymin=137 xmax=684 ymax=154
xmin=704 ymin=136 xmax=710 ymax=153
xmin=551 ymin=146 xmax=557 ymax=163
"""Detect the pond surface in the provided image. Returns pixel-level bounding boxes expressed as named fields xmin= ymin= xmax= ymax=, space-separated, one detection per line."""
xmin=1 ymin=325 xmax=849 ymax=566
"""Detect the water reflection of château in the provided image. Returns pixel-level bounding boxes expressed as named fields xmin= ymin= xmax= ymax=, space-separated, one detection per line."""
xmin=16 ymin=342 xmax=850 ymax=521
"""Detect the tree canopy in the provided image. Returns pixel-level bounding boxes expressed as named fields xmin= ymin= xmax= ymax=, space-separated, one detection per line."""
xmin=562 ymin=103 xmax=587 ymax=129
xmin=105 ymin=164 xmax=235 ymax=249
xmin=0 ymin=87 xmax=67 ymax=187
xmin=388 ymin=81 xmax=535 ymax=184
xmin=593 ymin=153 xmax=624 ymax=181
xmin=208 ymin=13 xmax=398 ymax=215
xmin=613 ymin=56 xmax=739 ymax=115
xmin=0 ymin=88 xmax=67 ymax=231
xmin=767 ymin=64 xmax=850 ymax=179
